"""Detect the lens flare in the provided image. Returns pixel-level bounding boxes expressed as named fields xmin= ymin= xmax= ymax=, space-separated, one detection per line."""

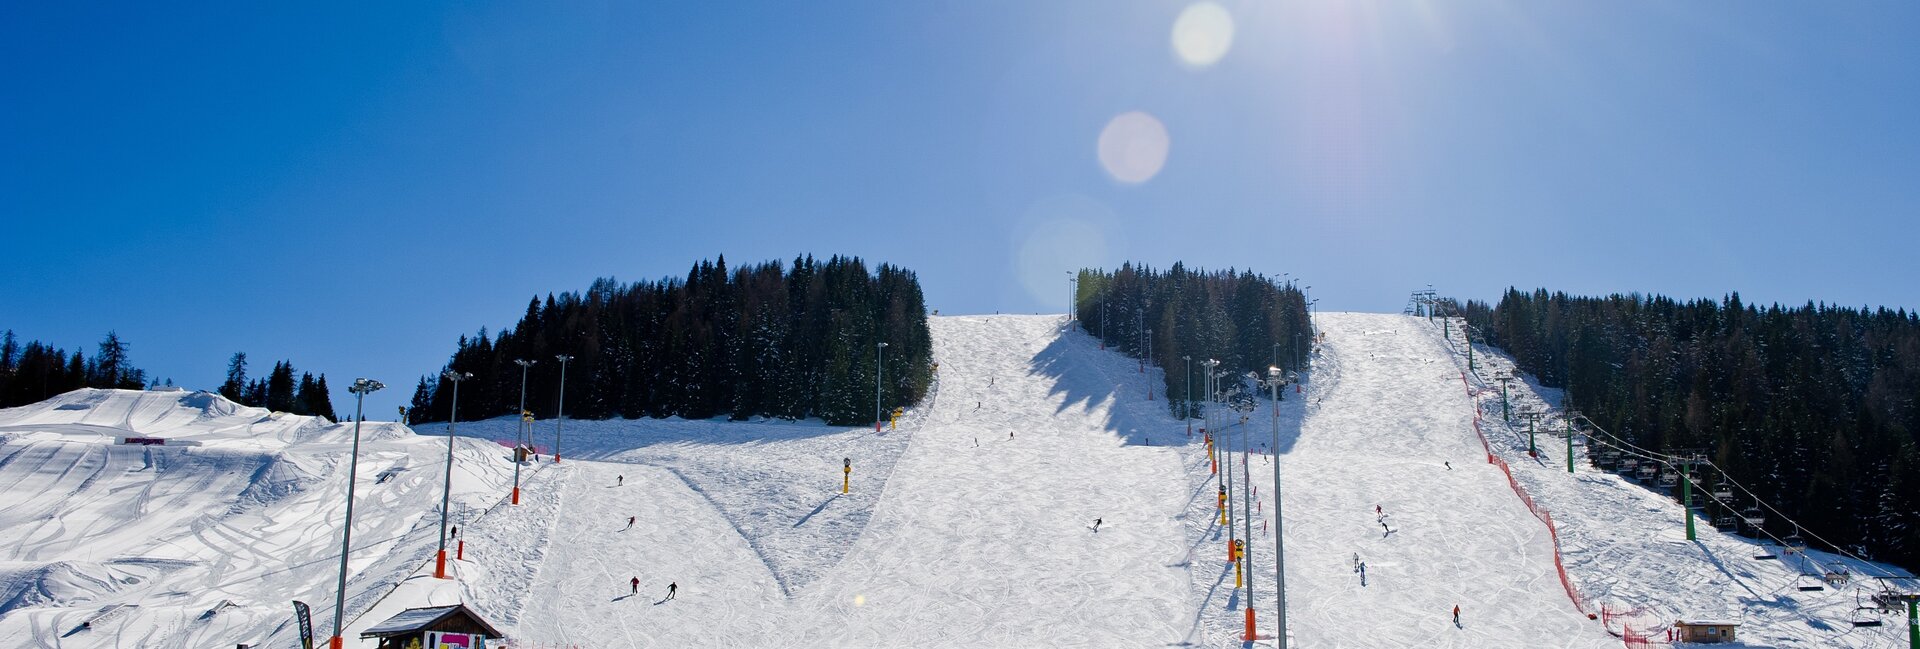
xmin=1172 ymin=2 xmax=1234 ymax=68
xmin=1097 ymin=112 xmax=1170 ymax=184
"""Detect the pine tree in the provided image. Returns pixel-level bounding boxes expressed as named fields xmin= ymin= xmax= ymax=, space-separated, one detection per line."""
xmin=221 ymin=352 xmax=249 ymax=402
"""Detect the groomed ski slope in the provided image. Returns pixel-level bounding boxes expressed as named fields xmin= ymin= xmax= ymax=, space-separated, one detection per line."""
xmin=497 ymin=314 xmax=1197 ymax=647
xmin=1436 ymin=315 xmax=1917 ymax=648
xmin=433 ymin=313 xmax=1616 ymax=647
xmin=9 ymin=312 xmax=1854 ymax=647
xmin=1246 ymin=313 xmax=1614 ymax=648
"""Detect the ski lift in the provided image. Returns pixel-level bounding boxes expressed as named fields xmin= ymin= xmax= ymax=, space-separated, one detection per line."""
xmin=1741 ymin=506 xmax=1766 ymax=528
xmin=1658 ymin=469 xmax=1678 ymax=487
xmin=1871 ymin=589 xmax=1909 ymax=611
xmin=1851 ymin=590 xmax=1886 ymax=626
xmin=1712 ymin=512 xmax=1735 ymax=530
xmin=1713 ymin=480 xmax=1733 ymax=501
xmin=1796 ymin=574 xmax=1826 ymax=592
xmin=1636 ymin=464 xmax=1657 ymax=481
xmin=1783 ymin=527 xmax=1808 ymax=553
xmin=1753 ymin=542 xmax=1778 ymax=560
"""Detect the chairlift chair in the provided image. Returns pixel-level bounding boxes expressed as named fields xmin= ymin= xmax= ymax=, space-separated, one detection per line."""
xmin=1712 ymin=513 xmax=1735 ymax=529
xmin=1796 ymin=574 xmax=1826 ymax=592
xmin=1658 ymin=470 xmax=1678 ymax=487
xmin=1713 ymin=481 xmax=1734 ymax=501
xmin=1742 ymin=506 xmax=1766 ymax=528
xmin=1851 ymin=590 xmax=1886 ymax=626
xmin=1636 ymin=464 xmax=1657 ymax=481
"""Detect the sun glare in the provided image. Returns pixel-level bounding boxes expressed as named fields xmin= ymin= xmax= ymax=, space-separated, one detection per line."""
xmin=1097 ymin=111 xmax=1170 ymax=184
xmin=1172 ymin=2 xmax=1234 ymax=68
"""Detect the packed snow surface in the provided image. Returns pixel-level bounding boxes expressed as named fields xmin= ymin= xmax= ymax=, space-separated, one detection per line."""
xmin=0 ymin=313 xmax=1904 ymax=648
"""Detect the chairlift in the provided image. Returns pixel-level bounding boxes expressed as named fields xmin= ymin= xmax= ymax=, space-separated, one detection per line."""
xmin=1851 ymin=590 xmax=1886 ymax=626
xmin=1872 ymin=589 xmax=1908 ymax=611
xmin=1783 ymin=526 xmax=1808 ymax=552
xmin=1636 ymin=464 xmax=1657 ymax=481
xmin=1742 ymin=506 xmax=1766 ymax=528
xmin=1796 ymin=574 xmax=1826 ymax=592
xmin=1753 ymin=542 xmax=1778 ymax=560
xmin=1658 ymin=470 xmax=1678 ymax=487
xmin=1712 ymin=480 xmax=1733 ymax=501
xmin=1712 ymin=513 xmax=1735 ymax=530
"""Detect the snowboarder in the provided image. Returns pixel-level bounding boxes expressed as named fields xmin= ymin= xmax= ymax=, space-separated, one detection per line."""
xmin=666 ymin=582 xmax=678 ymax=600
xmin=1359 ymin=562 xmax=1366 ymax=585
xmin=1453 ymin=604 xmax=1461 ymax=626
xmin=617 ymin=475 xmax=624 ymax=486
xmin=1093 ymin=518 xmax=1102 ymax=532
xmin=631 ymin=576 xmax=639 ymax=595
xmin=626 ymin=516 xmax=635 ymax=530
xmin=1445 ymin=461 xmax=1452 ymax=470
xmin=1380 ymin=520 xmax=1390 ymax=535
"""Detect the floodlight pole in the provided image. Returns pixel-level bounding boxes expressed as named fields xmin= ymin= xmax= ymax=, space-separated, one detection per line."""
xmin=554 ymin=355 xmax=571 ymax=462
xmin=436 ymin=371 xmax=469 ymax=579
xmin=1267 ymin=367 xmax=1289 ymax=646
xmin=875 ymin=342 xmax=889 ymax=432
xmin=511 ymin=359 xmax=535 ymax=504
xmin=328 ymin=378 xmax=382 ymax=649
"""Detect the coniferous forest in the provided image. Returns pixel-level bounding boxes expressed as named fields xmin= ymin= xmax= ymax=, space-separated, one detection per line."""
xmin=409 ymin=255 xmax=933 ymax=427
xmin=1461 ymin=289 xmax=1920 ymax=567
xmin=0 ymin=330 xmax=149 ymax=408
xmin=1074 ymin=263 xmax=1312 ymax=419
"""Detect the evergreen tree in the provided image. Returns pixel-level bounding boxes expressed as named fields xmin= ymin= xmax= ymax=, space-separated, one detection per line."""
xmin=221 ymin=352 xmax=249 ymax=402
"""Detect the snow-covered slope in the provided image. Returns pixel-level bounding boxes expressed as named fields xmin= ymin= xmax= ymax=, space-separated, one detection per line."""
xmin=6 ymin=312 xmax=1894 ymax=648
xmin=1433 ymin=315 xmax=1916 ymax=648
xmin=0 ymin=388 xmax=518 ymax=648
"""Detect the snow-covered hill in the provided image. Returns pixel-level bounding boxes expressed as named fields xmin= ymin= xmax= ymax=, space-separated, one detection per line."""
xmin=2 ymin=313 xmax=1904 ymax=648
xmin=0 ymin=388 xmax=518 ymax=648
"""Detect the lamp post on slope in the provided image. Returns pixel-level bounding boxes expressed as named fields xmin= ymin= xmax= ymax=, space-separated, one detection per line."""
xmin=875 ymin=342 xmax=889 ymax=432
xmin=435 ymin=370 xmax=470 ymax=580
xmin=1267 ymin=367 xmax=1289 ymax=648
xmin=553 ymin=355 xmax=571 ymax=463
xmin=511 ymin=359 xmax=536 ymax=505
xmin=327 ymin=378 xmax=382 ymax=649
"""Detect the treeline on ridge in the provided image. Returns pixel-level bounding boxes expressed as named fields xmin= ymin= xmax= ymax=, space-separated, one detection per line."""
xmin=1460 ymin=288 xmax=1920 ymax=567
xmin=0 ymin=330 xmax=152 ymax=407
xmin=1074 ymin=262 xmax=1312 ymax=419
xmin=217 ymin=352 xmax=338 ymax=421
xmin=408 ymin=255 xmax=933 ymax=427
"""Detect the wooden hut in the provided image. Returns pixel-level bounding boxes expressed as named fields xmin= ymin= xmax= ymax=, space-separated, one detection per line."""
xmin=359 ymin=604 xmax=504 ymax=649
xmin=1672 ymin=619 xmax=1739 ymax=644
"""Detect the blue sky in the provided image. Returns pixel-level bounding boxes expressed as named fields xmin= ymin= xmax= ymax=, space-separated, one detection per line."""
xmin=4 ymin=1 xmax=1918 ymax=414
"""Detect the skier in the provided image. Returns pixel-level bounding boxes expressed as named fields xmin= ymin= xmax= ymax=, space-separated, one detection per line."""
xmin=630 ymin=576 xmax=639 ymax=595
xmin=1380 ymin=520 xmax=1390 ymax=535
xmin=450 ymin=525 xmax=458 ymax=539
xmin=1093 ymin=518 xmax=1103 ymax=533
xmin=626 ymin=516 xmax=635 ymax=530
xmin=1445 ymin=461 xmax=1452 ymax=470
xmin=666 ymin=581 xmax=678 ymax=600
xmin=1352 ymin=553 xmax=1360 ymax=570
xmin=1453 ymin=604 xmax=1461 ymax=626
xmin=1375 ymin=504 xmax=1382 ymax=517
xmin=617 ymin=475 xmax=624 ymax=487
xmin=1359 ymin=561 xmax=1366 ymax=585
xmin=1009 ymin=431 xmax=1014 ymax=440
